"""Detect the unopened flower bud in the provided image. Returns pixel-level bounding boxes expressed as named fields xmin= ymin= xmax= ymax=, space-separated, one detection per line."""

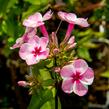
xmin=53 ymin=48 xmax=59 ymax=55
xmin=18 ymin=81 xmax=29 ymax=87
xmin=68 ymin=36 xmax=75 ymax=44
xmin=66 ymin=43 xmax=77 ymax=51
xmin=53 ymin=67 xmax=61 ymax=73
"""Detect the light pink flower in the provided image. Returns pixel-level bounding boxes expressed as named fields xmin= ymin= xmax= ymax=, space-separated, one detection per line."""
xmin=60 ymin=59 xmax=94 ymax=96
xmin=19 ymin=36 xmax=49 ymax=65
xmin=58 ymin=11 xmax=89 ymax=27
xmin=10 ymin=28 xmax=36 ymax=49
xmin=23 ymin=10 xmax=52 ymax=28
xmin=58 ymin=11 xmax=89 ymax=42
xmin=23 ymin=10 xmax=53 ymax=38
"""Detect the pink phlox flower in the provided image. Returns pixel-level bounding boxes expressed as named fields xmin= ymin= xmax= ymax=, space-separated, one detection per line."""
xmin=19 ymin=35 xmax=49 ymax=65
xmin=23 ymin=10 xmax=53 ymax=28
xmin=58 ymin=11 xmax=89 ymax=27
xmin=10 ymin=28 xmax=36 ymax=49
xmin=60 ymin=59 xmax=94 ymax=96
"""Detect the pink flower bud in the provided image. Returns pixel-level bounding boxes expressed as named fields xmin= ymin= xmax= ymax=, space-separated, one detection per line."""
xmin=17 ymin=81 xmax=29 ymax=87
xmin=53 ymin=48 xmax=59 ymax=55
xmin=53 ymin=67 xmax=61 ymax=73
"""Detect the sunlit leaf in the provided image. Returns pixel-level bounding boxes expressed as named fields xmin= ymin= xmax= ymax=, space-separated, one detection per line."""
xmin=24 ymin=0 xmax=49 ymax=5
xmin=28 ymin=89 xmax=53 ymax=109
xmin=77 ymin=47 xmax=92 ymax=61
xmin=100 ymin=70 xmax=109 ymax=78
xmin=40 ymin=101 xmax=51 ymax=109
xmin=39 ymin=68 xmax=51 ymax=80
xmin=40 ymin=96 xmax=61 ymax=109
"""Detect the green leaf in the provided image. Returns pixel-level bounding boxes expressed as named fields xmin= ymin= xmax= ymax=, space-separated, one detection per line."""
xmin=1 ymin=12 xmax=18 ymax=37
xmin=7 ymin=0 xmax=18 ymax=9
xmin=100 ymin=70 xmax=109 ymax=78
xmin=0 ymin=0 xmax=18 ymax=14
xmin=40 ymin=101 xmax=52 ymax=109
xmin=39 ymin=68 xmax=51 ymax=80
xmin=28 ymin=89 xmax=53 ymax=109
xmin=77 ymin=47 xmax=92 ymax=62
xmin=40 ymin=97 xmax=61 ymax=109
xmin=2 ymin=19 xmax=15 ymax=37
xmin=77 ymin=29 xmax=93 ymax=37
xmin=24 ymin=0 xmax=49 ymax=5
xmin=46 ymin=59 xmax=54 ymax=68
xmin=0 ymin=0 xmax=9 ymax=14
xmin=42 ymin=79 xmax=55 ymax=86
xmin=22 ymin=5 xmax=41 ymax=20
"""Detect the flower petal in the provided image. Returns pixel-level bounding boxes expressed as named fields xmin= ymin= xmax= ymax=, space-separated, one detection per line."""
xmin=25 ymin=54 xmax=38 ymax=65
xmin=65 ymin=13 xmax=77 ymax=23
xmin=73 ymin=59 xmax=88 ymax=75
xmin=38 ymin=48 xmax=49 ymax=60
xmin=60 ymin=64 xmax=76 ymax=79
xmin=28 ymin=35 xmax=40 ymax=46
xmin=23 ymin=12 xmax=44 ymax=28
xmin=73 ymin=81 xmax=88 ymax=96
xmin=80 ymin=68 xmax=94 ymax=85
xmin=58 ymin=11 xmax=67 ymax=21
xmin=19 ymin=43 xmax=34 ymax=60
xmin=23 ymin=19 xmax=38 ymax=28
xmin=10 ymin=37 xmax=23 ymax=49
xmin=40 ymin=37 xmax=48 ymax=50
xmin=34 ymin=12 xmax=43 ymax=21
xmin=24 ymin=28 xmax=36 ymax=42
xmin=43 ymin=10 xmax=53 ymax=21
xmin=62 ymin=79 xmax=74 ymax=94
xmin=75 ymin=18 xmax=89 ymax=27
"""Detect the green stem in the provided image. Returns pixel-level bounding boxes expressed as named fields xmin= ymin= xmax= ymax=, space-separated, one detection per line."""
xmin=55 ymin=81 xmax=58 ymax=109
xmin=54 ymin=57 xmax=58 ymax=109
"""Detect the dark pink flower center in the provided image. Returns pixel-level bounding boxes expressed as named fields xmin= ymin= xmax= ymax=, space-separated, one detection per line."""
xmin=32 ymin=46 xmax=41 ymax=57
xmin=72 ymin=72 xmax=81 ymax=81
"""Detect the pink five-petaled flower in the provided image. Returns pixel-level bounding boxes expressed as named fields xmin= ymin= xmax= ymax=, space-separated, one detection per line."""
xmin=10 ymin=27 xmax=36 ymax=49
xmin=19 ymin=35 xmax=49 ymax=65
xmin=58 ymin=11 xmax=89 ymax=42
xmin=60 ymin=59 xmax=94 ymax=96
xmin=23 ymin=10 xmax=53 ymax=38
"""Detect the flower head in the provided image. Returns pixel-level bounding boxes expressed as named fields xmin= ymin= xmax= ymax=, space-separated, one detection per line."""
xmin=19 ymin=35 xmax=49 ymax=65
xmin=60 ymin=59 xmax=94 ymax=96
xmin=58 ymin=11 xmax=89 ymax=27
xmin=23 ymin=10 xmax=53 ymax=28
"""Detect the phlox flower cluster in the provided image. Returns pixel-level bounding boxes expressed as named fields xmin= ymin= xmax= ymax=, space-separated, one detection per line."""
xmin=11 ymin=10 xmax=94 ymax=96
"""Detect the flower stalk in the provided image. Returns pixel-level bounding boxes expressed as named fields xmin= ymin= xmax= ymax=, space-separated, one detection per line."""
xmin=64 ymin=23 xmax=74 ymax=43
xmin=39 ymin=24 xmax=49 ymax=38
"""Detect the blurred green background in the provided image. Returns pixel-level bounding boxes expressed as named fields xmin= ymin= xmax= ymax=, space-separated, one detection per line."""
xmin=0 ymin=0 xmax=109 ymax=109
